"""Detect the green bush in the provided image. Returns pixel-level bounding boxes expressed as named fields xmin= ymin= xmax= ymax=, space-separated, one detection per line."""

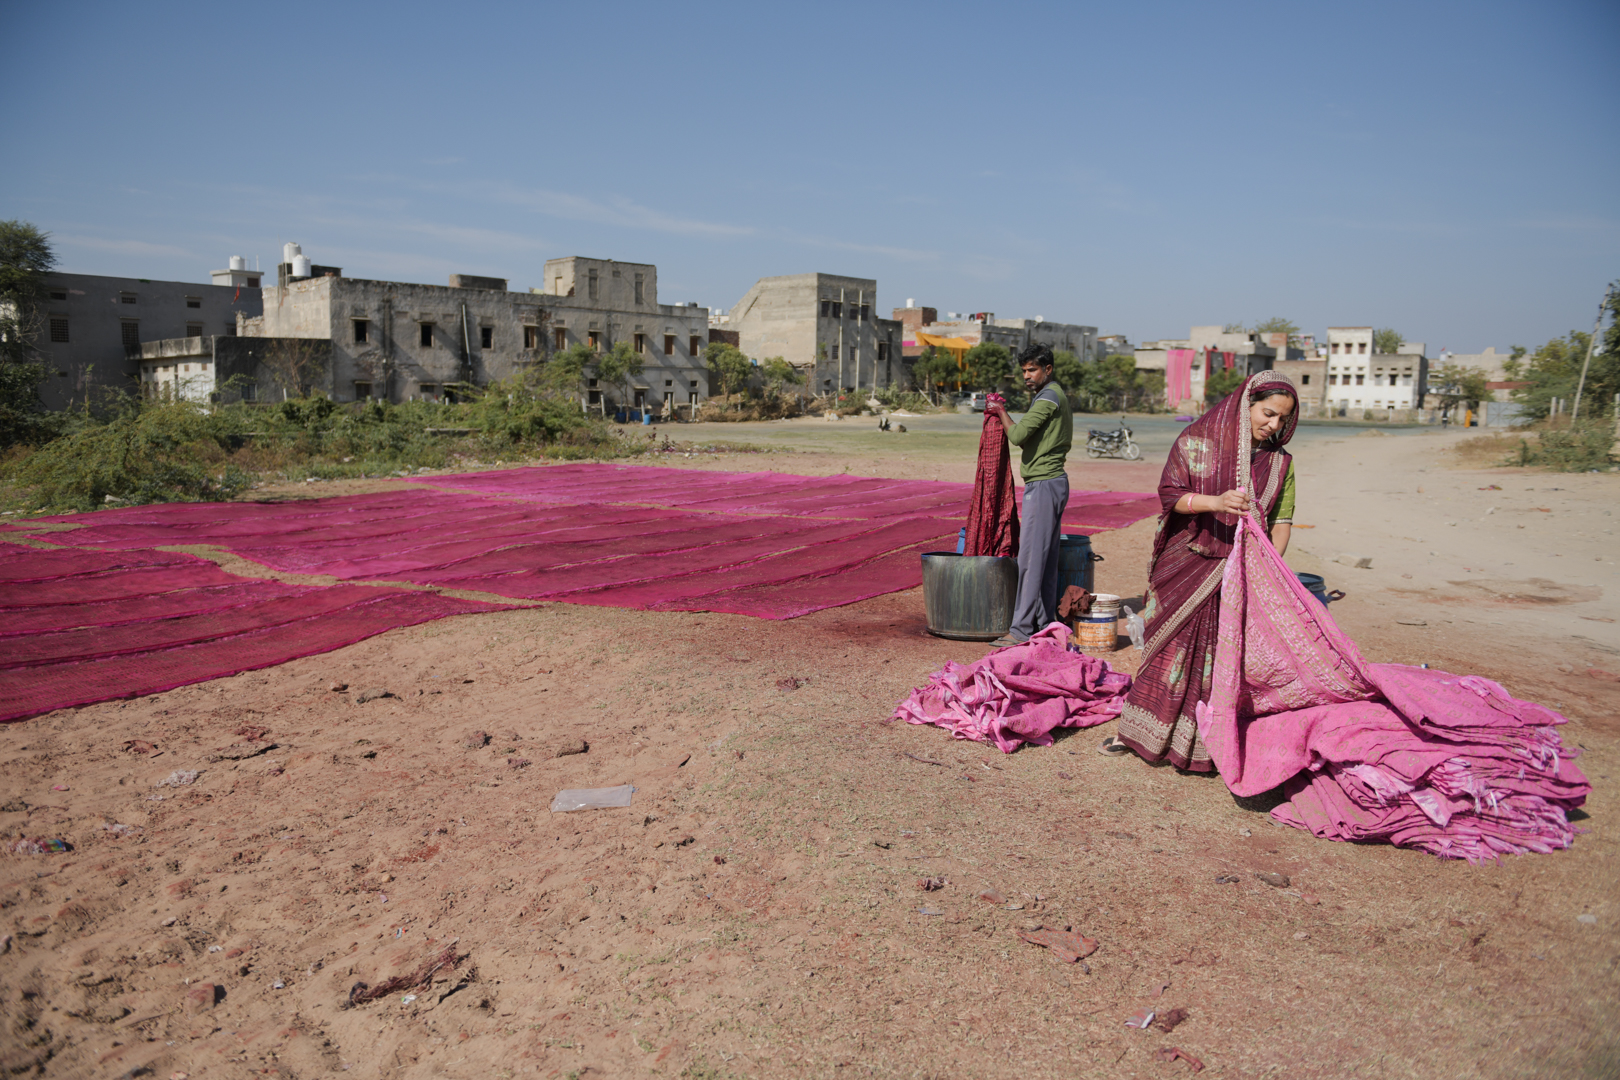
xmin=6 ymin=398 xmax=251 ymax=511
xmin=1522 ymin=423 xmax=1616 ymax=472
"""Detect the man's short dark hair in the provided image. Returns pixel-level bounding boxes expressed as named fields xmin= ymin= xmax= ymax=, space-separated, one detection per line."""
xmin=1018 ymin=343 xmax=1054 ymax=369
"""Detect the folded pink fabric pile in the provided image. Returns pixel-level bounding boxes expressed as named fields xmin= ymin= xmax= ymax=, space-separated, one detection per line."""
xmin=1198 ymin=513 xmax=1589 ymax=861
xmin=893 ymin=623 xmax=1132 ymax=753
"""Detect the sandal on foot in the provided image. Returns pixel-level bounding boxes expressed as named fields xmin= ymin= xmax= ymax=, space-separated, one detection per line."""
xmin=988 ymin=635 xmax=1026 ymax=648
xmin=1098 ymin=735 xmax=1130 ymax=756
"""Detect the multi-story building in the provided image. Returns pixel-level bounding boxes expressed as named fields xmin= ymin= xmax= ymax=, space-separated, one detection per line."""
xmin=1325 ymin=327 xmax=1428 ymax=413
xmin=726 ymin=273 xmax=905 ymax=395
xmin=30 ymin=269 xmax=263 ymax=410
xmin=228 ymin=250 xmax=711 ymax=413
xmin=894 ymin=305 xmax=1097 ymax=373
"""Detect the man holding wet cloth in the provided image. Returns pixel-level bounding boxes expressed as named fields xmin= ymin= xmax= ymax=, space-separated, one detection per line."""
xmin=985 ymin=343 xmax=1073 ymax=646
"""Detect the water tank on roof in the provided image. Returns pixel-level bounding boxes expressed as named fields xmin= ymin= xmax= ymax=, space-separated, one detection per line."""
xmin=291 ymin=254 xmax=312 ymax=278
xmin=283 ymin=242 xmax=301 ymax=265
xmin=229 ymin=255 xmax=247 ymax=271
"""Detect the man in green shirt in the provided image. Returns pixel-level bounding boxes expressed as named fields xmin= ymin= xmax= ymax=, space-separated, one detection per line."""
xmin=986 ymin=343 xmax=1073 ymax=645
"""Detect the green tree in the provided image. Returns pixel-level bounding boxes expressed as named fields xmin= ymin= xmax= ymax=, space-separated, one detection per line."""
xmin=1052 ymin=350 xmax=1084 ymax=400
xmin=1205 ymin=367 xmax=1245 ymax=403
xmin=759 ymin=356 xmax=802 ymax=398
xmin=909 ymin=346 xmax=957 ymax=401
xmin=1251 ymin=317 xmax=1303 ymax=347
xmin=593 ymin=341 xmax=644 ymax=408
xmin=1373 ymin=328 xmax=1405 ymax=354
xmin=961 ymin=342 xmax=1013 ymax=391
xmin=1221 ymin=322 xmax=1246 ymax=334
xmin=1073 ymin=354 xmax=1140 ymax=412
xmin=1506 ymin=304 xmax=1620 ymax=424
xmin=0 ymin=219 xmax=57 ymax=445
xmin=536 ymin=341 xmax=593 ymax=400
xmin=706 ymin=342 xmax=753 ymax=406
xmin=1428 ymin=362 xmax=1492 ymax=413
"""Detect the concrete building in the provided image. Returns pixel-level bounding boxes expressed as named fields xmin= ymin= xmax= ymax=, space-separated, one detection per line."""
xmin=1325 ymin=327 xmax=1428 ymax=414
xmin=894 ymin=304 xmax=1097 ymax=375
xmin=1097 ymin=333 xmax=1133 ymax=358
xmin=32 ymin=271 xmax=263 ymax=410
xmin=232 ymin=250 xmax=711 ymax=413
xmin=726 ymin=273 xmax=904 ymax=395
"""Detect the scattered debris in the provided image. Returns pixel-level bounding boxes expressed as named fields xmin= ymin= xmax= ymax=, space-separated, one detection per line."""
xmin=464 ymin=731 xmax=491 ymax=749
xmin=102 ymin=823 xmax=142 ymax=838
xmin=1587 ymin=669 xmax=1620 ymax=683
xmin=713 ymin=855 xmax=726 ymax=865
xmin=235 ymin=724 xmax=271 ymax=741
xmin=156 ymin=770 xmax=200 ymax=787
xmin=10 ymin=837 xmax=71 ymax=855
xmin=1015 ymin=927 xmax=1098 ymax=963
xmin=550 ymin=784 xmax=635 ymax=813
xmin=1125 ymin=1009 xmax=1156 ymax=1029
xmin=917 ymin=876 xmax=948 ymax=892
xmin=555 ymin=738 xmax=589 ymax=758
xmin=775 ymin=677 xmax=806 ymax=691
xmin=675 ymin=835 xmax=695 ymax=847
xmin=1056 ymin=771 xmax=1072 ymax=780
xmin=355 ymin=687 xmax=392 ymax=704
xmin=183 ymin=983 xmax=220 ymax=1014
xmin=121 ymin=739 xmax=159 ymax=755
xmin=1108 ymin=831 xmax=1137 ymax=840
xmin=1150 ymin=980 xmax=1171 ymax=998
xmin=1214 ymin=875 xmax=1241 ymax=885
xmin=51 ymin=784 xmax=68 ymax=791
xmin=1300 ymin=890 xmax=1321 ymax=905
xmin=918 ymin=906 xmax=944 ymax=916
xmin=902 ymin=752 xmax=946 ymax=766
xmin=1334 ymin=554 xmax=1374 ymax=569
xmin=161 ymin=916 xmax=177 ymax=927
xmin=328 ymin=681 xmax=349 ymax=692
xmin=1153 ymin=1007 xmax=1190 ymax=1033
xmin=347 ymin=945 xmax=466 ymax=1007
xmin=1254 ymin=872 xmax=1290 ymax=888
xmin=1395 ymin=619 xmax=1428 ymax=627
xmin=872 ymin=840 xmax=892 ymax=849
xmin=1293 ymin=931 xmax=1309 ymax=940
xmin=1154 ymin=1047 xmax=1205 ymax=1072
xmin=1577 ymin=914 xmax=1597 ymax=925
xmin=210 ymin=742 xmax=277 ymax=762
xmin=978 ymin=888 xmax=1006 ymax=904
xmin=506 ymin=757 xmax=531 ymax=770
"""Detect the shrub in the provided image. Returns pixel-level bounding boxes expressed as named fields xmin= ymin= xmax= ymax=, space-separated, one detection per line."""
xmin=1525 ymin=422 xmax=1615 ymax=472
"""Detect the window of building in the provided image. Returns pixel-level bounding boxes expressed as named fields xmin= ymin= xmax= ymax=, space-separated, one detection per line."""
xmin=554 ymin=275 xmax=564 ymax=296
xmin=831 ymin=344 xmax=839 ymax=361
xmin=1357 ymin=342 xmax=1367 ymax=354
xmin=353 ymin=318 xmax=369 ymax=344
xmin=186 ymin=323 xmax=204 ymax=339
xmin=186 ymin=297 xmax=201 ymax=309
xmin=831 ymin=301 xmax=842 ymax=319
xmin=690 ymin=380 xmax=698 ymax=390
xmin=820 ymin=299 xmax=831 ymax=318
xmin=417 ymin=383 xmax=438 ymax=400
xmin=690 ymin=335 xmax=702 ymax=357
xmin=1355 ymin=374 xmax=1365 ymax=385
xmin=480 ymin=326 xmax=493 ymax=349
xmin=588 ymin=270 xmax=599 ymax=301
xmin=860 ymin=304 xmax=869 ymax=321
xmin=612 ymin=268 xmax=621 ymax=279
xmin=664 ymin=334 xmax=675 ymax=356
xmin=353 ymin=380 xmax=373 ymax=399
xmin=49 ymin=317 xmax=69 ymax=343
xmin=877 ymin=342 xmax=889 ymax=362
xmin=1301 ymin=374 xmax=1311 ymax=385
xmin=224 ymin=324 xmax=237 ymax=337
xmin=120 ymin=293 xmax=137 ymax=305
xmin=554 ymin=327 xmax=567 ymax=350
xmin=634 ymin=333 xmax=645 ymax=354
xmin=634 ymin=273 xmax=644 ymax=304
xmin=1331 ymin=343 xmax=1340 ymax=354
xmin=420 ymin=323 xmax=435 ymax=347
xmin=242 ymin=383 xmax=258 ymax=402
xmin=524 ymin=326 xmax=540 ymax=349
xmin=121 ymin=320 xmax=139 ymax=348
xmin=247 ymin=276 xmax=260 ymax=288
xmin=665 ymin=379 xmax=673 ymax=387
xmin=49 ymin=290 xmax=66 ymax=301
xmin=634 ymin=388 xmax=646 ymax=408
xmin=588 ymin=331 xmax=601 ymax=350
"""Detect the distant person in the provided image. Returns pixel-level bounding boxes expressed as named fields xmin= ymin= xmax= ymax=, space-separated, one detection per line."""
xmin=985 ymin=343 xmax=1073 ymax=646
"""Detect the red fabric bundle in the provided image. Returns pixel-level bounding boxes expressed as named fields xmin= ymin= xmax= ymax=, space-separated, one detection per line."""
xmin=963 ymin=393 xmax=1019 ymax=557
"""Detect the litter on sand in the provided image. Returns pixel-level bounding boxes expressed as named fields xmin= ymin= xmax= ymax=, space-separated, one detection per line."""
xmin=1125 ymin=1009 xmax=1156 ymax=1028
xmin=1154 ymin=1007 xmax=1190 ymax=1033
xmin=1015 ymin=927 xmax=1099 ymax=963
xmin=550 ymin=785 xmax=636 ymax=813
xmin=157 ymin=770 xmax=200 ymax=787
xmin=11 ymin=838 xmax=71 ymax=855
xmin=1154 ymin=1047 xmax=1205 ymax=1072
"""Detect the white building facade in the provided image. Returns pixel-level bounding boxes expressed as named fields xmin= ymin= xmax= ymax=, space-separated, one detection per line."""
xmin=1326 ymin=327 xmax=1428 ymax=413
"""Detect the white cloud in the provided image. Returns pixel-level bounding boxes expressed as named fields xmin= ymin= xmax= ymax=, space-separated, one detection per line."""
xmin=53 ymin=233 xmax=199 ymax=259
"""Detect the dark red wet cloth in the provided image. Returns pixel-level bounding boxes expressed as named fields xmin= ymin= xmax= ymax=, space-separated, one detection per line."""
xmin=963 ymin=396 xmax=1019 ymax=557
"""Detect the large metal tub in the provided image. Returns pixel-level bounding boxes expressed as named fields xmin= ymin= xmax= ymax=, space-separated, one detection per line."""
xmin=920 ymin=552 xmax=1018 ymax=640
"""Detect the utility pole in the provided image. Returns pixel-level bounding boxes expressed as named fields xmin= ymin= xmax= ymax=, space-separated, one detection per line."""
xmin=838 ymin=286 xmax=845 ymax=399
xmin=1571 ymin=282 xmax=1614 ymax=424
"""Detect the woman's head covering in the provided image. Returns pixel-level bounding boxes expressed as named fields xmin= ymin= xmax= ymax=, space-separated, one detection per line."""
xmin=1154 ymin=371 xmax=1300 ymax=561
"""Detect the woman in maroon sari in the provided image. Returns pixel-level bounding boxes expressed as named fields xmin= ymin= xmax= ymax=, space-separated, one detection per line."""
xmin=1107 ymin=371 xmax=1300 ymax=768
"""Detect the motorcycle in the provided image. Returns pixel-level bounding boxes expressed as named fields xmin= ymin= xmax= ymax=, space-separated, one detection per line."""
xmin=1085 ymin=416 xmax=1141 ymax=460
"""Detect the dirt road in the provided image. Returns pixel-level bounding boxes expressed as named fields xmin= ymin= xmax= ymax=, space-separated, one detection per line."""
xmin=1 ymin=421 xmax=1615 ymax=1079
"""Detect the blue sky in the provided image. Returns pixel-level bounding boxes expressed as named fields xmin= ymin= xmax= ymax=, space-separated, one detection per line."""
xmin=3 ymin=0 xmax=1615 ymax=353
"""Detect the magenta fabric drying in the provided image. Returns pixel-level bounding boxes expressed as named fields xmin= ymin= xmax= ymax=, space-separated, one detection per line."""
xmin=893 ymin=623 xmax=1134 ymax=752
xmin=21 ymin=465 xmax=1157 ymax=620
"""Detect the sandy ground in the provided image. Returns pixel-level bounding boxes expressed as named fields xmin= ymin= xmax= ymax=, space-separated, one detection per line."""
xmin=2 ymin=418 xmax=1617 ymax=1079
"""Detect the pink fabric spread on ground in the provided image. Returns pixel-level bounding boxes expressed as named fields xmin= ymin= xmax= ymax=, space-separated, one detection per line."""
xmin=892 ymin=623 xmax=1134 ymax=752
xmin=26 ymin=466 xmax=1155 ymax=620
xmin=0 ymin=544 xmax=509 ymax=724
xmin=1196 ymin=511 xmax=1590 ymax=861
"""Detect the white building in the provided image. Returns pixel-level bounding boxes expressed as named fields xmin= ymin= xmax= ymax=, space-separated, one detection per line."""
xmin=1325 ymin=327 xmax=1428 ymax=413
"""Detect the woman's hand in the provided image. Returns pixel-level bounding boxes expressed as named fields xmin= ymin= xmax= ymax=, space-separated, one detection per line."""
xmin=1175 ymin=490 xmax=1252 ymax=515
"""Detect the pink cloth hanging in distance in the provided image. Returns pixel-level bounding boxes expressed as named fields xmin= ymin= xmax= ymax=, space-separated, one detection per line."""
xmin=1165 ymin=349 xmax=1195 ymax=403
xmin=892 ymin=623 xmax=1132 ymax=752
